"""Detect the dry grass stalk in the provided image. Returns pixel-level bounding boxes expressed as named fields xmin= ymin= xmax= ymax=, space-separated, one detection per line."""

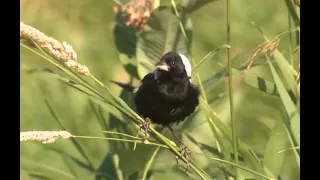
xmin=20 ymin=131 xmax=72 ymax=144
xmin=20 ymin=22 xmax=90 ymax=76
xmin=294 ymin=0 xmax=300 ymax=7
xmin=293 ymin=45 xmax=300 ymax=53
xmin=114 ymin=0 xmax=153 ymax=34
xmin=242 ymin=36 xmax=281 ymax=71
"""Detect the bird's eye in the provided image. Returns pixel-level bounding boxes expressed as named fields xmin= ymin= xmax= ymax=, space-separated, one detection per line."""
xmin=171 ymin=61 xmax=175 ymax=66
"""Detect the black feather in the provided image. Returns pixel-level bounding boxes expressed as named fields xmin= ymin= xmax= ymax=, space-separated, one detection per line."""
xmin=112 ymin=52 xmax=200 ymax=127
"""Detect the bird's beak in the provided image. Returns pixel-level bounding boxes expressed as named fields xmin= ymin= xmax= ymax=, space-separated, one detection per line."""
xmin=156 ymin=62 xmax=169 ymax=71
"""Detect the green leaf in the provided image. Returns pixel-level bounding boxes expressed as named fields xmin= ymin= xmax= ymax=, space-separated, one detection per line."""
xmin=114 ymin=13 xmax=138 ymax=58
xmin=199 ymin=99 xmax=276 ymax=179
xmin=136 ymin=6 xmax=193 ymax=79
xmin=118 ymin=145 xmax=158 ymax=176
xmin=284 ymin=0 xmax=300 ymax=29
xmin=48 ymin=148 xmax=97 ymax=178
xmin=42 ymin=96 xmax=94 ymax=169
xmin=266 ymin=59 xmax=300 ymax=146
xmin=263 ymin=121 xmax=287 ymax=177
xmin=96 ymin=154 xmax=123 ymax=180
xmin=119 ymin=54 xmax=140 ymax=80
xmin=283 ymin=127 xmax=300 ymax=168
xmin=20 ymin=157 xmax=76 ymax=180
xmin=139 ymin=147 xmax=160 ymax=180
xmin=243 ymin=74 xmax=298 ymax=105
xmin=114 ymin=13 xmax=139 ymax=79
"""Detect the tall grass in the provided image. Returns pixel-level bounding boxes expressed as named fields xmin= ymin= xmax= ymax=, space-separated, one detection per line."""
xmin=20 ymin=0 xmax=300 ymax=179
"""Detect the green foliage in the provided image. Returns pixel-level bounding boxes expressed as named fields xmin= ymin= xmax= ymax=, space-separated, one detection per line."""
xmin=20 ymin=0 xmax=300 ymax=179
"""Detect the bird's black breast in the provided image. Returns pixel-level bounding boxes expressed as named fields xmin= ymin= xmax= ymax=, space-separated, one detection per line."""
xmin=134 ymin=73 xmax=200 ymax=127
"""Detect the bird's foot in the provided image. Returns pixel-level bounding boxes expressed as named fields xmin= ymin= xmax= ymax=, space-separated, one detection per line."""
xmin=139 ymin=117 xmax=151 ymax=143
xmin=176 ymin=141 xmax=191 ymax=172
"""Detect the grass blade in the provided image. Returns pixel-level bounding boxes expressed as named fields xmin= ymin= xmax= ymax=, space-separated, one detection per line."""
xmin=243 ymin=74 xmax=298 ymax=105
xmin=283 ymin=127 xmax=300 ymax=168
xmin=263 ymin=122 xmax=287 ymax=177
xmin=140 ymin=147 xmax=160 ymax=180
xmin=266 ymin=57 xmax=300 ymax=147
xmin=284 ymin=0 xmax=300 ymax=29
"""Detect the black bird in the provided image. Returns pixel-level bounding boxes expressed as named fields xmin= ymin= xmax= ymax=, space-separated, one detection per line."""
xmin=112 ymin=52 xmax=200 ymax=170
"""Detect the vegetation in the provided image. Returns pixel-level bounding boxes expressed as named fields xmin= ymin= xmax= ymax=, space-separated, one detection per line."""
xmin=20 ymin=0 xmax=300 ymax=179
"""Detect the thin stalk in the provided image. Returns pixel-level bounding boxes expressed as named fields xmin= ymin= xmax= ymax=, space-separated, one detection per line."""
xmin=226 ymin=0 xmax=239 ymax=179
xmin=112 ymin=155 xmax=124 ymax=180
xmin=72 ymin=135 xmax=170 ymax=149
xmin=140 ymin=147 xmax=160 ymax=180
xmin=295 ymin=30 xmax=300 ymax=71
xmin=102 ymin=130 xmax=142 ymax=140
xmin=288 ymin=12 xmax=293 ymax=66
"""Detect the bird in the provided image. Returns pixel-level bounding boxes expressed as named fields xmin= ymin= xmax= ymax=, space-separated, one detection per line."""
xmin=111 ymin=52 xmax=200 ymax=171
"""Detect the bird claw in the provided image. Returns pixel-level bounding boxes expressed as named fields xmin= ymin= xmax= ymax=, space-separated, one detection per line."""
xmin=139 ymin=117 xmax=151 ymax=142
xmin=176 ymin=142 xmax=191 ymax=172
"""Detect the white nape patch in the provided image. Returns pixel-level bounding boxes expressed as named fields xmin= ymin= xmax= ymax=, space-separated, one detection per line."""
xmin=133 ymin=88 xmax=139 ymax=93
xmin=179 ymin=54 xmax=192 ymax=77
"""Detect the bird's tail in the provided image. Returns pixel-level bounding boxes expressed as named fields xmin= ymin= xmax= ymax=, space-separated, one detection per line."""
xmin=110 ymin=80 xmax=139 ymax=93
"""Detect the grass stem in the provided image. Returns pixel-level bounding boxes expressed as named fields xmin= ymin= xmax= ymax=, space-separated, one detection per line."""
xmin=226 ymin=0 xmax=239 ymax=179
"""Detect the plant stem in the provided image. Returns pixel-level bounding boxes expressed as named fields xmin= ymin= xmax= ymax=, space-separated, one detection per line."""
xmin=288 ymin=12 xmax=293 ymax=66
xmin=72 ymin=135 xmax=170 ymax=149
xmin=140 ymin=147 xmax=160 ymax=180
xmin=226 ymin=0 xmax=239 ymax=179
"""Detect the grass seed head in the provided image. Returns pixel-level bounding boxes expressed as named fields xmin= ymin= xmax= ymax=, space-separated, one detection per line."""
xmin=114 ymin=0 xmax=154 ymax=34
xmin=242 ymin=35 xmax=281 ymax=71
xmin=20 ymin=22 xmax=90 ymax=76
xmin=20 ymin=131 xmax=72 ymax=144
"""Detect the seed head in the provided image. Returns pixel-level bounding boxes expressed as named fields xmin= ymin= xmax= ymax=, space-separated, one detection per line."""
xmin=20 ymin=131 xmax=72 ymax=144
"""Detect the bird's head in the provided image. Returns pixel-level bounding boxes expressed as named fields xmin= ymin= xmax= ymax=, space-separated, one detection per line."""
xmin=155 ymin=52 xmax=192 ymax=79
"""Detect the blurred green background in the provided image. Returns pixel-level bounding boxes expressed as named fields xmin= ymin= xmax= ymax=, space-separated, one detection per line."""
xmin=20 ymin=0 xmax=299 ymax=179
